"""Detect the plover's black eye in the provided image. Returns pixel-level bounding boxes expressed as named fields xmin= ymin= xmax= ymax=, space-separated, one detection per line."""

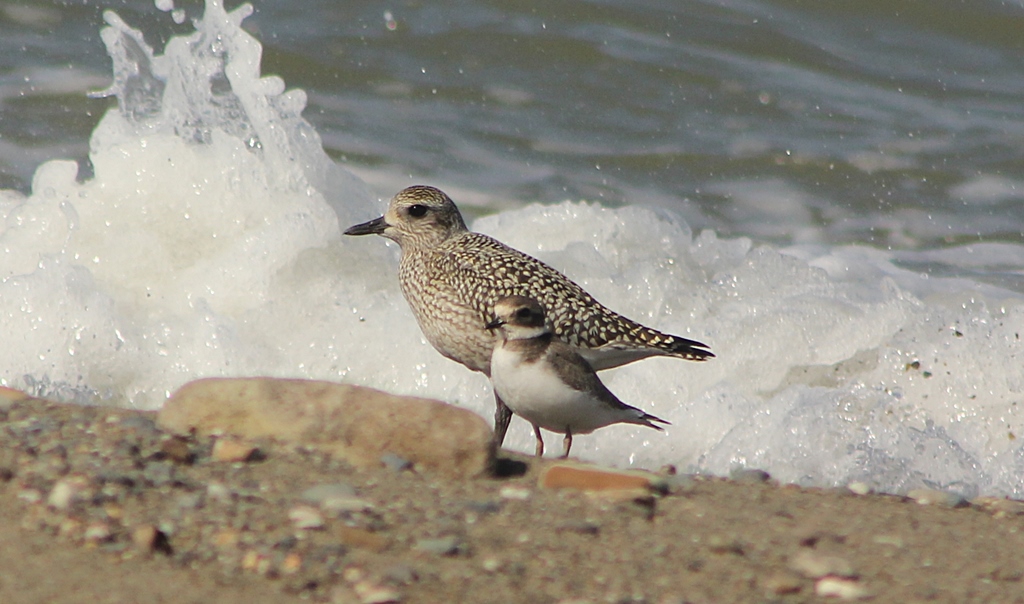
xmin=516 ymin=307 xmax=533 ymax=319
xmin=408 ymin=204 xmax=428 ymax=218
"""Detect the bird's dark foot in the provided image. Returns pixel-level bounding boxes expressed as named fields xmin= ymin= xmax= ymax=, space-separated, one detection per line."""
xmin=492 ymin=393 xmax=513 ymax=448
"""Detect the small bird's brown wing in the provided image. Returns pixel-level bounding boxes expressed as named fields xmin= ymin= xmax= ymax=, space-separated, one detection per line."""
xmin=545 ymin=342 xmax=668 ymax=429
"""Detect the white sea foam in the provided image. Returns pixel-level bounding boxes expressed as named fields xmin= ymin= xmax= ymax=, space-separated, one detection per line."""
xmin=2 ymin=0 xmax=1023 ymax=497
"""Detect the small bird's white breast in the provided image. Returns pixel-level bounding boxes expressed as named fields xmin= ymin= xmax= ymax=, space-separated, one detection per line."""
xmin=490 ymin=345 xmax=634 ymax=434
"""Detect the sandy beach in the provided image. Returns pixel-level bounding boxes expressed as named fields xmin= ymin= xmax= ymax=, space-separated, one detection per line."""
xmin=2 ymin=387 xmax=1023 ymax=604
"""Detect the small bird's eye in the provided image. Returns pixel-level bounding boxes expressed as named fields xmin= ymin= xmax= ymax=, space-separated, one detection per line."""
xmin=516 ymin=307 xmax=533 ymax=319
xmin=408 ymin=204 xmax=428 ymax=218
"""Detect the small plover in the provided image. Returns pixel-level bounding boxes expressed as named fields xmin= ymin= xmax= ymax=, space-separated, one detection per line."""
xmin=344 ymin=185 xmax=712 ymax=446
xmin=487 ymin=295 xmax=669 ymax=457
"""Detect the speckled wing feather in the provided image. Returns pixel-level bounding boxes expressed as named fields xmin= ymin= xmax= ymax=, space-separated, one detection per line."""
xmin=440 ymin=232 xmax=713 ymax=360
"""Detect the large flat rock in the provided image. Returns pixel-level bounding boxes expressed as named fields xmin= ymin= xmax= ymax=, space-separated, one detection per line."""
xmin=158 ymin=378 xmax=494 ymax=479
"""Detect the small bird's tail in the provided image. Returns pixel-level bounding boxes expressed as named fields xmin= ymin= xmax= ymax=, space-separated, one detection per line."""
xmin=631 ymin=410 xmax=670 ymax=431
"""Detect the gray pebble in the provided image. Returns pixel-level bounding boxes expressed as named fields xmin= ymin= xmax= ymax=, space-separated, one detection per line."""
xmin=143 ymin=461 xmax=175 ymax=487
xmin=730 ymin=468 xmax=771 ymax=484
xmin=413 ymin=535 xmax=466 ymax=556
xmin=380 ymin=453 xmax=413 ymax=472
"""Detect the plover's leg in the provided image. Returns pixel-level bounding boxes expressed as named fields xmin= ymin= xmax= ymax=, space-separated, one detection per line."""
xmin=560 ymin=427 xmax=573 ymax=458
xmin=533 ymin=424 xmax=545 ymax=457
xmin=492 ymin=391 xmax=513 ymax=447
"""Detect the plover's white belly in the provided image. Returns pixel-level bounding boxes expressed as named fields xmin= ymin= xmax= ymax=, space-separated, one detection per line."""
xmin=490 ymin=347 xmax=627 ymax=434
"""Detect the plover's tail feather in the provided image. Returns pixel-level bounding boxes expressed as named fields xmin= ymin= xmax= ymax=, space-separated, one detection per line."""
xmin=632 ymin=410 xmax=670 ymax=431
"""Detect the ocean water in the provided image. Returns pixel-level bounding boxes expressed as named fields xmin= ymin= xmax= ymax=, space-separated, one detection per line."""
xmin=2 ymin=0 xmax=1023 ymax=497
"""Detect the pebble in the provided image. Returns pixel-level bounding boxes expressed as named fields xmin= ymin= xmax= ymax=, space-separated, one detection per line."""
xmin=206 ymin=482 xmax=232 ymax=503
xmin=380 ymin=453 xmax=413 ymax=472
xmin=301 ymin=483 xmax=373 ymax=513
xmin=973 ymin=496 xmax=1024 ymax=516
xmin=84 ymin=521 xmax=113 ymax=544
xmin=846 ymin=481 xmax=873 ymax=496
xmin=815 ymin=577 xmax=872 ymax=600
xmin=788 ymin=550 xmax=856 ymax=579
xmin=282 ymin=552 xmax=303 ymax=574
xmin=47 ymin=475 xmax=90 ymax=511
xmin=706 ymin=535 xmax=745 ymax=556
xmin=159 ymin=436 xmax=194 ymax=463
xmin=499 ymin=486 xmax=532 ymax=500
xmin=872 ymin=534 xmax=904 ymax=548
xmin=342 ymin=566 xmax=367 ymax=583
xmin=381 ymin=563 xmax=418 ymax=585
xmin=481 ymin=557 xmax=502 ymax=573
xmin=413 ymin=535 xmax=465 ymax=556
xmin=142 ymin=461 xmax=175 ymax=487
xmin=212 ymin=437 xmax=260 ymax=463
xmin=288 ymin=505 xmax=326 ymax=530
xmin=764 ymin=571 xmax=804 ymax=595
xmin=539 ymin=462 xmax=656 ymax=492
xmin=17 ymin=488 xmax=42 ymax=505
xmin=158 ymin=378 xmax=494 ymax=479
xmin=120 ymin=415 xmax=159 ymax=434
xmin=213 ymin=527 xmax=241 ymax=549
xmin=907 ymin=488 xmax=966 ymax=508
xmin=241 ymin=550 xmax=268 ymax=573
xmin=661 ymin=473 xmax=697 ymax=494
xmin=557 ymin=521 xmax=601 ymax=536
xmin=729 ymin=468 xmax=771 ymax=484
xmin=353 ymin=581 xmax=402 ymax=604
xmin=132 ymin=524 xmax=171 ymax=554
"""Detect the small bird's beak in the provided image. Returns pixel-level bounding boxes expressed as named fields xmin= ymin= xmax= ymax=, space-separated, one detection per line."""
xmin=485 ymin=318 xmax=504 ymax=331
xmin=344 ymin=216 xmax=388 ymax=236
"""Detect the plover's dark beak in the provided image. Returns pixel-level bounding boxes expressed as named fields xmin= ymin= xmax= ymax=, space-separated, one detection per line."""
xmin=485 ymin=318 xmax=504 ymax=331
xmin=344 ymin=216 xmax=388 ymax=236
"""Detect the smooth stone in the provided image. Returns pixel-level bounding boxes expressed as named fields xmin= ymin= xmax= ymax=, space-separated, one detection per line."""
xmin=352 ymin=580 xmax=402 ymax=604
xmin=84 ymin=522 xmax=113 ymax=543
xmin=907 ymin=488 xmax=966 ymax=508
xmin=846 ymin=481 xmax=873 ymax=496
xmin=301 ymin=483 xmax=373 ymax=513
xmin=288 ymin=504 xmax=325 ymax=530
xmin=159 ymin=436 xmax=194 ymax=463
xmin=142 ymin=461 xmax=175 ymax=487
xmin=730 ymin=468 xmax=771 ymax=483
xmin=380 ymin=452 xmax=413 ymax=472
xmin=158 ymin=378 xmax=494 ymax=479
xmin=47 ymin=475 xmax=90 ymax=511
xmin=764 ymin=571 xmax=804 ymax=595
xmin=498 ymin=486 xmax=531 ymax=500
xmin=539 ymin=462 xmax=656 ymax=492
xmin=119 ymin=415 xmax=159 ymax=434
xmin=211 ymin=437 xmax=259 ymax=463
xmin=788 ymin=549 xmax=856 ymax=579
xmin=815 ymin=577 xmax=872 ymax=600
xmin=662 ymin=473 xmax=697 ymax=494
xmin=132 ymin=524 xmax=160 ymax=552
xmin=413 ymin=535 xmax=465 ymax=556
xmin=381 ymin=563 xmax=419 ymax=585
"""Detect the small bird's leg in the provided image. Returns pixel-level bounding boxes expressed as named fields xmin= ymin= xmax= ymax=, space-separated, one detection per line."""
xmin=492 ymin=391 xmax=513 ymax=448
xmin=533 ymin=424 xmax=545 ymax=457
xmin=560 ymin=427 xmax=573 ymax=458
